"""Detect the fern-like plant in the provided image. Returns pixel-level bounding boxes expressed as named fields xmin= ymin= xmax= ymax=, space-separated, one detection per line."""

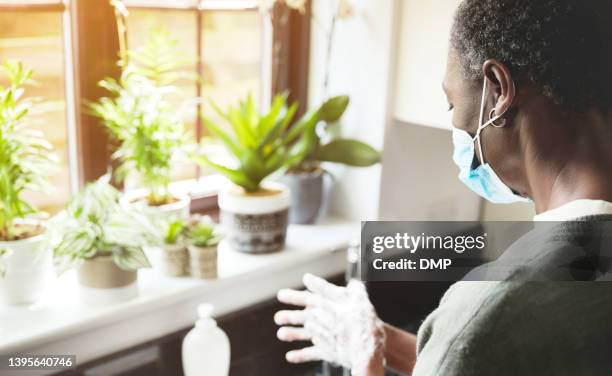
xmin=0 ymin=61 xmax=57 ymax=241
xmin=51 ymin=175 xmax=160 ymax=271
xmin=89 ymin=29 xmax=192 ymax=205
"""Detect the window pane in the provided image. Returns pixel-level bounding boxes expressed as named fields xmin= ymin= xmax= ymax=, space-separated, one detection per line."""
xmin=0 ymin=11 xmax=70 ymax=214
xmin=126 ymin=8 xmax=264 ymax=182
xmin=126 ymin=9 xmax=198 ymax=182
xmin=202 ymin=10 xmax=262 ymax=115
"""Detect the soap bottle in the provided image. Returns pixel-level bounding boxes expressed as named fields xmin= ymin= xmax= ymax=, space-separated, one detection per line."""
xmin=182 ymin=303 xmax=230 ymax=376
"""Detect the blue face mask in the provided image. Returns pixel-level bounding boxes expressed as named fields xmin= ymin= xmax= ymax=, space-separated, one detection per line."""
xmin=451 ymin=78 xmax=531 ymax=204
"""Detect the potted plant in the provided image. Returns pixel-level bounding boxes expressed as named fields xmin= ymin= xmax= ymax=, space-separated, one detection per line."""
xmin=51 ymin=175 xmax=160 ymax=304
xmin=185 ymin=216 xmax=221 ymax=279
xmin=280 ymin=95 xmax=380 ymax=224
xmin=89 ymin=29 xmax=194 ymax=223
xmin=0 ymin=61 xmax=58 ymax=305
xmin=159 ymin=218 xmax=189 ymax=277
xmin=195 ymin=94 xmax=315 ymax=253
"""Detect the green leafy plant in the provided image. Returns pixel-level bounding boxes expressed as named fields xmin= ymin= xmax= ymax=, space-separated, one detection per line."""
xmin=284 ymin=95 xmax=381 ymax=172
xmin=186 ymin=217 xmax=221 ymax=248
xmin=194 ymin=93 xmax=301 ymax=192
xmin=51 ymin=175 xmax=161 ymax=271
xmin=163 ymin=218 xmax=186 ymax=245
xmin=0 ymin=61 xmax=57 ymax=241
xmin=89 ymin=29 xmax=193 ymax=205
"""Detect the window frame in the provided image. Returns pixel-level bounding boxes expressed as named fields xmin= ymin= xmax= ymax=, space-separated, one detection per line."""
xmin=1 ymin=0 xmax=311 ymax=212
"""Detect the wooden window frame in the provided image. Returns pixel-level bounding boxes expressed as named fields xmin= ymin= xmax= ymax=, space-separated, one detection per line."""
xmin=3 ymin=0 xmax=311 ymax=213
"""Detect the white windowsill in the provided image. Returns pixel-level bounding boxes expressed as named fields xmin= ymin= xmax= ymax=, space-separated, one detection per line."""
xmin=0 ymin=219 xmax=359 ymax=373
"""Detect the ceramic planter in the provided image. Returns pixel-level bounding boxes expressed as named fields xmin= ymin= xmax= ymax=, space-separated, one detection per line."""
xmin=279 ymin=169 xmax=324 ymax=224
xmin=218 ymin=182 xmax=290 ymax=254
xmin=77 ymin=255 xmax=138 ymax=304
xmin=187 ymin=245 xmax=217 ymax=279
xmin=160 ymin=243 xmax=189 ymax=277
xmin=0 ymin=223 xmax=53 ymax=306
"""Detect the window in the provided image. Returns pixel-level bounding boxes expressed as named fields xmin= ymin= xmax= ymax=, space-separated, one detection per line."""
xmin=124 ymin=0 xmax=266 ymax=182
xmin=0 ymin=1 xmax=71 ymax=213
xmin=0 ymin=0 xmax=309 ymax=211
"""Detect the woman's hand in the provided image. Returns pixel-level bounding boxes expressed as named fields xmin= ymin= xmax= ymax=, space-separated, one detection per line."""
xmin=274 ymin=274 xmax=386 ymax=376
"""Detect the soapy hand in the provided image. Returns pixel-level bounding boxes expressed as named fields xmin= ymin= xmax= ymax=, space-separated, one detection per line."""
xmin=274 ymin=274 xmax=385 ymax=376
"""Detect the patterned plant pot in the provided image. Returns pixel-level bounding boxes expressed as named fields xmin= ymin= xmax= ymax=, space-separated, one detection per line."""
xmin=279 ymin=169 xmax=324 ymax=225
xmin=77 ymin=255 xmax=138 ymax=304
xmin=188 ymin=245 xmax=217 ymax=279
xmin=160 ymin=243 xmax=189 ymax=277
xmin=218 ymin=182 xmax=290 ymax=254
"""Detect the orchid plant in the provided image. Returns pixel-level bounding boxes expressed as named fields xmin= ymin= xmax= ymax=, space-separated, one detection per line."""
xmin=260 ymin=0 xmax=355 ymax=96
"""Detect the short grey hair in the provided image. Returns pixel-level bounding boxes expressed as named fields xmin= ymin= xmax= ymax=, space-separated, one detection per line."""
xmin=450 ymin=0 xmax=612 ymax=111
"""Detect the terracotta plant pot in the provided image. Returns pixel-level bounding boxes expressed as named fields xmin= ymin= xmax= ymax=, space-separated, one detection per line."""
xmin=160 ymin=243 xmax=189 ymax=277
xmin=279 ymin=169 xmax=324 ymax=224
xmin=0 ymin=222 xmax=53 ymax=306
xmin=77 ymin=255 xmax=138 ymax=304
xmin=188 ymin=245 xmax=217 ymax=279
xmin=218 ymin=182 xmax=290 ymax=254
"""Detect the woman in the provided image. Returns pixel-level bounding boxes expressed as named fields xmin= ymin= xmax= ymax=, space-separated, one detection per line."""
xmin=275 ymin=0 xmax=612 ymax=375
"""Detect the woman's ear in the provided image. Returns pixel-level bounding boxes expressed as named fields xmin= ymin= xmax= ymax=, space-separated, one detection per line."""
xmin=482 ymin=59 xmax=516 ymax=118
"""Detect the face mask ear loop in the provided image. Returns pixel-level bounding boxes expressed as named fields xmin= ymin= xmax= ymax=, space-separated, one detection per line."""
xmin=475 ymin=77 xmax=516 ymax=164
xmin=475 ymin=77 xmax=488 ymax=164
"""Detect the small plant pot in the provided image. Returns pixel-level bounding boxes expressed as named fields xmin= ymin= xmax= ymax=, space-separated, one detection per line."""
xmin=218 ymin=182 xmax=290 ymax=254
xmin=160 ymin=243 xmax=189 ymax=277
xmin=279 ymin=169 xmax=325 ymax=225
xmin=0 ymin=223 xmax=53 ymax=306
xmin=188 ymin=245 xmax=217 ymax=279
xmin=77 ymin=255 xmax=138 ymax=304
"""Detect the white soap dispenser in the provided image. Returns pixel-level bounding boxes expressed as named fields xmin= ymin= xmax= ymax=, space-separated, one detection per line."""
xmin=182 ymin=303 xmax=230 ymax=376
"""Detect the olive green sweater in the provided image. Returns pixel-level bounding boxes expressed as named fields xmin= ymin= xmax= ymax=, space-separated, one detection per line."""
xmin=413 ymin=216 xmax=612 ymax=376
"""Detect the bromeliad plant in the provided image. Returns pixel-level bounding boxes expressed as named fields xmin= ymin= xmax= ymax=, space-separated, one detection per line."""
xmin=194 ymin=93 xmax=301 ymax=192
xmin=51 ymin=175 xmax=160 ymax=271
xmin=89 ymin=29 xmax=192 ymax=206
xmin=0 ymin=61 xmax=57 ymax=241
